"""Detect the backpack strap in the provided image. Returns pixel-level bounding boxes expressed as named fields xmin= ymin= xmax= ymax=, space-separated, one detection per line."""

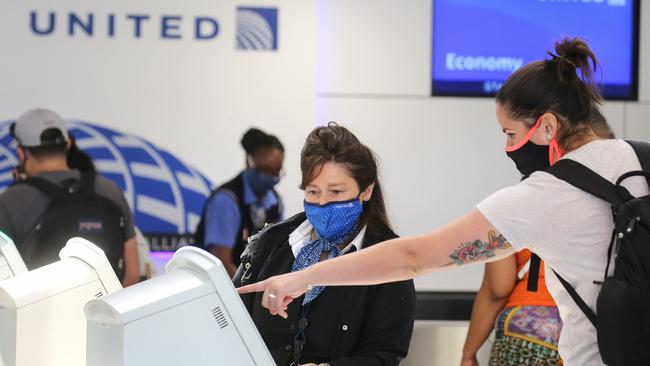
xmin=16 ymin=177 xmax=69 ymax=201
xmin=16 ymin=172 xmax=97 ymax=200
xmin=626 ymin=140 xmax=650 ymax=188
xmin=76 ymin=171 xmax=97 ymax=196
xmin=552 ymin=269 xmax=597 ymax=328
xmin=546 ymin=159 xmax=633 ymax=205
xmin=526 ymin=253 xmax=541 ymax=292
xmin=545 ymin=159 xmax=627 ymax=330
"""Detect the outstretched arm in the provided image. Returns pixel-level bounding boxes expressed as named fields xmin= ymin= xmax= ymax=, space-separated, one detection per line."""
xmin=238 ymin=208 xmax=516 ymax=318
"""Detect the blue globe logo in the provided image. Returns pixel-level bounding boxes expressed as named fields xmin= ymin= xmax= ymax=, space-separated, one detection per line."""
xmin=0 ymin=120 xmax=214 ymax=235
xmin=236 ymin=7 xmax=279 ymax=50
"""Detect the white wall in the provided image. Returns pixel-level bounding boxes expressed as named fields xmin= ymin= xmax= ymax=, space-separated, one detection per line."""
xmin=1 ymin=0 xmax=647 ymax=291
xmin=316 ymin=0 xmax=650 ymax=291
xmin=0 ymin=0 xmax=317 ymax=218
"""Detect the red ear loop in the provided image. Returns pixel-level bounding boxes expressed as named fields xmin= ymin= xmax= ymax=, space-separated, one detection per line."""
xmin=549 ymin=138 xmax=563 ymax=165
xmin=505 ymin=117 xmax=542 ymax=153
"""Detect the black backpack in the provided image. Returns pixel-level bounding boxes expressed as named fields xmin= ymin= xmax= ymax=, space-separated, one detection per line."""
xmin=16 ymin=172 xmax=126 ymax=278
xmin=544 ymin=140 xmax=650 ymax=366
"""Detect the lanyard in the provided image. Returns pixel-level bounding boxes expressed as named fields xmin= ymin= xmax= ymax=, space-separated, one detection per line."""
xmin=288 ymin=244 xmax=357 ymax=365
xmin=290 ymin=303 xmax=311 ymax=366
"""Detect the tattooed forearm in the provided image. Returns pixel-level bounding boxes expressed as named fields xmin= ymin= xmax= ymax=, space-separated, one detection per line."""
xmin=446 ymin=230 xmax=511 ymax=266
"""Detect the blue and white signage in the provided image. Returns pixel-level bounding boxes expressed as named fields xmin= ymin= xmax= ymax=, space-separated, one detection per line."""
xmin=0 ymin=121 xmax=214 ymax=235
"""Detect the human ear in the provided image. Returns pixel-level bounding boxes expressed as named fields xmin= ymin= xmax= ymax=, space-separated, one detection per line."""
xmin=360 ymin=183 xmax=375 ymax=202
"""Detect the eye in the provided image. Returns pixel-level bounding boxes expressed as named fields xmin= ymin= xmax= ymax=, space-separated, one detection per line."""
xmin=331 ymin=189 xmax=343 ymax=195
xmin=306 ymin=189 xmax=319 ymax=196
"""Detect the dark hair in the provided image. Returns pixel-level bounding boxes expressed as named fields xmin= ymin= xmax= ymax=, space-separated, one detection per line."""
xmin=268 ymin=135 xmax=284 ymax=152
xmin=25 ymin=128 xmax=67 ymax=160
xmin=300 ymin=122 xmax=392 ymax=239
xmin=240 ymin=128 xmax=284 ymax=155
xmin=66 ymin=134 xmax=96 ymax=172
xmin=589 ymin=105 xmax=614 ymax=139
xmin=496 ymin=37 xmax=614 ymax=151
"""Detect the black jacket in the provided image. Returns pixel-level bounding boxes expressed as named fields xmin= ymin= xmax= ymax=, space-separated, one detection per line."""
xmin=195 ymin=172 xmax=281 ymax=265
xmin=234 ymin=213 xmax=416 ymax=366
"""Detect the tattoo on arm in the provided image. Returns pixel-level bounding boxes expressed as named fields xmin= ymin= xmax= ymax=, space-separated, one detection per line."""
xmin=446 ymin=230 xmax=511 ymax=266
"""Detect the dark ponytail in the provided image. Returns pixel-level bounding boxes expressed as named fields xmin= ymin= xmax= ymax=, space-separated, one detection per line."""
xmin=240 ymin=128 xmax=285 ymax=156
xmin=496 ymin=37 xmax=613 ymax=151
xmin=66 ymin=134 xmax=96 ymax=172
xmin=300 ymin=122 xmax=392 ymax=240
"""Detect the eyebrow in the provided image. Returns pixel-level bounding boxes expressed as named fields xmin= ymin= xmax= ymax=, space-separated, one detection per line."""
xmin=306 ymin=183 xmax=346 ymax=189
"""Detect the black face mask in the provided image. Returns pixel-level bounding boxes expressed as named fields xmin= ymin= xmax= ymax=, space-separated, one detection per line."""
xmin=506 ymin=140 xmax=550 ymax=179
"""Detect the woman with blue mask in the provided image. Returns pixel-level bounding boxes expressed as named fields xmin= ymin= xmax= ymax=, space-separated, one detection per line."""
xmin=234 ymin=123 xmax=416 ymax=366
xmin=195 ymin=128 xmax=285 ymax=277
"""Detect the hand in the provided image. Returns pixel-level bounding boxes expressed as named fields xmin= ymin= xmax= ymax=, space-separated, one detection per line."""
xmin=237 ymin=271 xmax=309 ymax=318
xmin=460 ymin=355 xmax=479 ymax=366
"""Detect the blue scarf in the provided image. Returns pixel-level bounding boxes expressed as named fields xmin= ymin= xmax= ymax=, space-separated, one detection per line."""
xmin=291 ymin=230 xmax=355 ymax=305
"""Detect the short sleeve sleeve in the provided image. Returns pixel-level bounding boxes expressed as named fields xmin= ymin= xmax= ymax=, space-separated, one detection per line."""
xmin=476 ymin=173 xmax=559 ymax=252
xmin=204 ymin=191 xmax=241 ymax=248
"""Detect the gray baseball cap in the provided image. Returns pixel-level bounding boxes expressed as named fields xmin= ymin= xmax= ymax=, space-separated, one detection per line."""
xmin=12 ymin=108 xmax=69 ymax=147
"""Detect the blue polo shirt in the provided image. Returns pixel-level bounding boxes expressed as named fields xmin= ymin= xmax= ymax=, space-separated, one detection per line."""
xmin=204 ymin=174 xmax=281 ymax=248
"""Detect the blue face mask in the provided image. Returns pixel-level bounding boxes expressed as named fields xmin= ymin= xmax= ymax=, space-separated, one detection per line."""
xmin=243 ymin=168 xmax=279 ymax=194
xmin=304 ymin=198 xmax=363 ymax=242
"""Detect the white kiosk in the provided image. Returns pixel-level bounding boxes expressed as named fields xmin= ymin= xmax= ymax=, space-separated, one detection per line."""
xmin=85 ymin=246 xmax=275 ymax=366
xmin=0 ymin=232 xmax=26 ymax=281
xmin=0 ymin=238 xmax=122 ymax=366
xmin=0 ymin=234 xmax=27 ymax=366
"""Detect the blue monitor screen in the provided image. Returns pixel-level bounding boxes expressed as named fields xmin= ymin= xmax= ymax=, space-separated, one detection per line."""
xmin=431 ymin=0 xmax=639 ymax=100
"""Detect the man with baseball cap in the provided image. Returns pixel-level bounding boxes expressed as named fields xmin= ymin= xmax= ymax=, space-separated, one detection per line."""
xmin=0 ymin=108 xmax=140 ymax=286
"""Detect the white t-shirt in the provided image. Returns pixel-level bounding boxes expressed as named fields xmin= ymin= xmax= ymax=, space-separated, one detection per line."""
xmin=477 ymin=139 xmax=649 ymax=366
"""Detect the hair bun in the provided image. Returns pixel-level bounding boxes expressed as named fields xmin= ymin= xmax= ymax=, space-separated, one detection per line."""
xmin=551 ymin=37 xmax=601 ymax=102
xmin=241 ymin=128 xmax=270 ymax=154
xmin=241 ymin=128 xmax=284 ymax=154
xmin=553 ymin=37 xmax=598 ymax=77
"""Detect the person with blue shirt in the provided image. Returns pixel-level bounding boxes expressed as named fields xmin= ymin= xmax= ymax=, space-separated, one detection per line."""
xmin=195 ymin=128 xmax=284 ymax=276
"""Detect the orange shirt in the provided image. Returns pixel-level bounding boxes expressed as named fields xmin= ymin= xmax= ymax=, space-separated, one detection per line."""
xmin=505 ymin=249 xmax=557 ymax=308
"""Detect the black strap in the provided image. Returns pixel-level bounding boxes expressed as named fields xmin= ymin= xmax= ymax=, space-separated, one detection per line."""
xmin=546 ymin=159 xmax=628 ymax=330
xmin=291 ymin=303 xmax=311 ymax=366
xmin=627 ymin=140 xmax=650 ymax=188
xmin=544 ymin=144 xmax=650 ymax=333
xmin=17 ymin=177 xmax=69 ymax=201
xmin=16 ymin=172 xmax=97 ymax=201
xmin=546 ymin=159 xmax=633 ymax=205
xmin=526 ymin=253 xmax=541 ymax=292
xmin=77 ymin=171 xmax=97 ymax=195
xmin=627 ymin=140 xmax=650 ymax=170
xmin=603 ymin=230 xmax=617 ymax=283
xmin=552 ymin=269 xmax=598 ymax=328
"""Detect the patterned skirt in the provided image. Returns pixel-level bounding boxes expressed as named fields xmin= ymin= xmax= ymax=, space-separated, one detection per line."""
xmin=489 ymin=306 xmax=563 ymax=366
